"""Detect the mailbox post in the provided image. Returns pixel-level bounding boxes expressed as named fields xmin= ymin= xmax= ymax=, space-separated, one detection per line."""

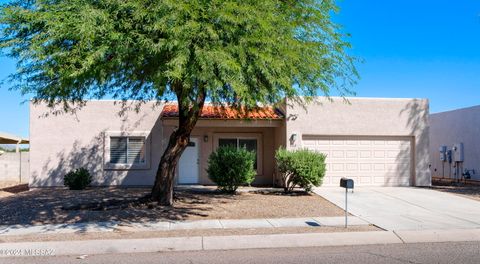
xmin=340 ymin=178 xmax=354 ymax=228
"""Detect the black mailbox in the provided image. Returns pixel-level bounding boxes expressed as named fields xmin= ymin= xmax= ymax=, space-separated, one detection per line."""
xmin=340 ymin=178 xmax=354 ymax=228
xmin=340 ymin=178 xmax=354 ymax=189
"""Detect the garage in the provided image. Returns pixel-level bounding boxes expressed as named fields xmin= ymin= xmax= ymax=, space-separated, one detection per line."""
xmin=302 ymin=136 xmax=413 ymax=186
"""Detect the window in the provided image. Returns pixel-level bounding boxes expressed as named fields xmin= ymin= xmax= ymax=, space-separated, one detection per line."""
xmin=110 ymin=137 xmax=146 ymax=164
xmin=218 ymin=138 xmax=258 ymax=169
xmin=104 ymin=131 xmax=150 ymax=170
xmin=218 ymin=138 xmax=237 ymax=148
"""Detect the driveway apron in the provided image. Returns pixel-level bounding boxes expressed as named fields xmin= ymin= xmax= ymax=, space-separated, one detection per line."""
xmin=314 ymin=187 xmax=480 ymax=231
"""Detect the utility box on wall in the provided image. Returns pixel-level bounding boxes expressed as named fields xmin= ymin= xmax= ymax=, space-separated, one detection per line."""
xmin=452 ymin=143 xmax=464 ymax=162
xmin=439 ymin=146 xmax=447 ymax=161
xmin=429 ymin=106 xmax=480 ymax=181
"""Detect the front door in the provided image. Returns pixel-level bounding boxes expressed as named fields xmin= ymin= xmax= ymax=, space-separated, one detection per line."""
xmin=178 ymin=137 xmax=199 ymax=184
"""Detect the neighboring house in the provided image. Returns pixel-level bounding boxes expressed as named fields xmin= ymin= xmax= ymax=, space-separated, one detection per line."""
xmin=0 ymin=131 xmax=29 ymax=153
xmin=29 ymin=97 xmax=431 ymax=188
xmin=0 ymin=132 xmax=30 ymax=188
xmin=429 ymin=105 xmax=480 ymax=181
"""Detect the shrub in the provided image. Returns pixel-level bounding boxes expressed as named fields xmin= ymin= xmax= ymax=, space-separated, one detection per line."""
xmin=207 ymin=146 xmax=256 ymax=193
xmin=275 ymin=148 xmax=326 ymax=193
xmin=64 ymin=168 xmax=92 ymax=190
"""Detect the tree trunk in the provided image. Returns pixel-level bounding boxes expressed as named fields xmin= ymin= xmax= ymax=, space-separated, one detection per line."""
xmin=151 ymin=83 xmax=206 ymax=205
xmin=151 ymin=130 xmax=190 ymax=205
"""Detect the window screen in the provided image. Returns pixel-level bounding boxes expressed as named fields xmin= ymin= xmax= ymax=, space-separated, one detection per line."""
xmin=218 ymin=138 xmax=237 ymax=148
xmin=218 ymin=138 xmax=258 ymax=170
xmin=110 ymin=137 xmax=146 ymax=164
xmin=127 ymin=137 xmax=146 ymax=164
xmin=239 ymin=139 xmax=258 ymax=169
xmin=110 ymin=137 xmax=127 ymax=164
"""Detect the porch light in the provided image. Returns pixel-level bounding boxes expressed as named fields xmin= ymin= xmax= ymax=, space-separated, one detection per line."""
xmin=290 ymin=133 xmax=297 ymax=145
xmin=204 ymin=135 xmax=209 ymax=142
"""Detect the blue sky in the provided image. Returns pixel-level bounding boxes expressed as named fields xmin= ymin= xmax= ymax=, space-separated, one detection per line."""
xmin=1 ymin=0 xmax=480 ymax=138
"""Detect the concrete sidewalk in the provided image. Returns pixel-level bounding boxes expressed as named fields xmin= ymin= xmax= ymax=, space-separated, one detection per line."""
xmin=1 ymin=229 xmax=480 ymax=257
xmin=0 ymin=216 xmax=369 ymax=237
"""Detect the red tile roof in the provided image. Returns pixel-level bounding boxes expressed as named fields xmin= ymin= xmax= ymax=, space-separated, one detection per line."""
xmin=161 ymin=104 xmax=284 ymax=120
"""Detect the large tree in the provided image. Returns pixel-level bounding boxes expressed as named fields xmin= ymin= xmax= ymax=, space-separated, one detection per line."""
xmin=0 ymin=0 xmax=357 ymax=205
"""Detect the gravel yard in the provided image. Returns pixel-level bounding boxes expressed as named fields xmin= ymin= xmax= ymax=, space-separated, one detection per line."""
xmin=429 ymin=185 xmax=480 ymax=202
xmin=0 ymin=187 xmax=344 ymax=226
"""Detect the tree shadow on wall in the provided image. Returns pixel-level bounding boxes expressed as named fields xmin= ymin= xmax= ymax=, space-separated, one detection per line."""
xmin=385 ymin=99 xmax=429 ymax=186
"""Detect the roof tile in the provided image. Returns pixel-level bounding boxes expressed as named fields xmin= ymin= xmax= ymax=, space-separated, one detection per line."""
xmin=161 ymin=105 xmax=284 ymax=120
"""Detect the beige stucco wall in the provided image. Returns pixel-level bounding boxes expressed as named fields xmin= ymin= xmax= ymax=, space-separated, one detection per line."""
xmin=429 ymin=106 xmax=480 ymax=181
xmin=30 ymin=101 xmax=281 ymax=187
xmin=30 ymin=97 xmax=430 ymax=187
xmin=30 ymin=101 xmax=165 ymax=187
xmin=162 ymin=120 xmax=280 ymax=185
xmin=283 ymin=97 xmax=431 ymax=186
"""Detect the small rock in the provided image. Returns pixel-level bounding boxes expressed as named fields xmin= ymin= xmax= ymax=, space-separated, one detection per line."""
xmin=77 ymin=254 xmax=88 ymax=259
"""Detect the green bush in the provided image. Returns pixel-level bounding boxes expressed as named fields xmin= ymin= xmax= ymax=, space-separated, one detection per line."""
xmin=64 ymin=168 xmax=92 ymax=190
xmin=207 ymin=146 xmax=256 ymax=193
xmin=275 ymin=148 xmax=326 ymax=193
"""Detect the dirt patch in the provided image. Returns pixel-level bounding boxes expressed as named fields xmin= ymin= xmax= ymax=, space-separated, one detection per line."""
xmin=0 ymin=225 xmax=381 ymax=243
xmin=0 ymin=187 xmax=344 ymax=226
xmin=428 ymin=185 xmax=480 ymax=202
xmin=0 ymin=184 xmax=29 ymax=198
xmin=432 ymin=177 xmax=480 ymax=187
xmin=1 ymin=184 xmax=29 ymax=194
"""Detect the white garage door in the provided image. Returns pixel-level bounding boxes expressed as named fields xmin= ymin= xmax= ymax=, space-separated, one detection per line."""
xmin=302 ymin=136 xmax=412 ymax=186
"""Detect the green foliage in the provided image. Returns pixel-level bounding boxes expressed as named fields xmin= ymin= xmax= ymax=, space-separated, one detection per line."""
xmin=0 ymin=146 xmax=29 ymax=153
xmin=0 ymin=0 xmax=357 ymax=109
xmin=63 ymin=168 xmax=92 ymax=190
xmin=207 ymin=146 xmax=256 ymax=193
xmin=0 ymin=146 xmax=10 ymax=152
xmin=275 ymin=148 xmax=326 ymax=192
xmin=1 ymin=0 xmax=356 ymax=203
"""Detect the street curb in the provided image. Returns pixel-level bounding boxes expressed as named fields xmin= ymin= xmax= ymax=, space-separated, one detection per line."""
xmin=1 ymin=229 xmax=480 ymax=257
xmin=395 ymin=228 xmax=480 ymax=243
xmin=202 ymin=231 xmax=402 ymax=250
xmin=1 ymin=231 xmax=397 ymax=257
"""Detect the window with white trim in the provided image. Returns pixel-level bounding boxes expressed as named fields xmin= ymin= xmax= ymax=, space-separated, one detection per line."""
xmin=110 ymin=136 xmax=146 ymax=165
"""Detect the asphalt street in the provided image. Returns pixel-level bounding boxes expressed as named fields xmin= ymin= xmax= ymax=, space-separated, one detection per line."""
xmin=1 ymin=241 xmax=479 ymax=264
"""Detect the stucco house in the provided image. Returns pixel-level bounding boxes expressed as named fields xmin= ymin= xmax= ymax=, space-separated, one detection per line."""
xmin=429 ymin=105 xmax=480 ymax=181
xmin=29 ymin=97 xmax=431 ymax=188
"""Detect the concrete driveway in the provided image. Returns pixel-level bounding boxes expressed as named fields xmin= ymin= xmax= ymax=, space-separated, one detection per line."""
xmin=314 ymin=187 xmax=480 ymax=231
